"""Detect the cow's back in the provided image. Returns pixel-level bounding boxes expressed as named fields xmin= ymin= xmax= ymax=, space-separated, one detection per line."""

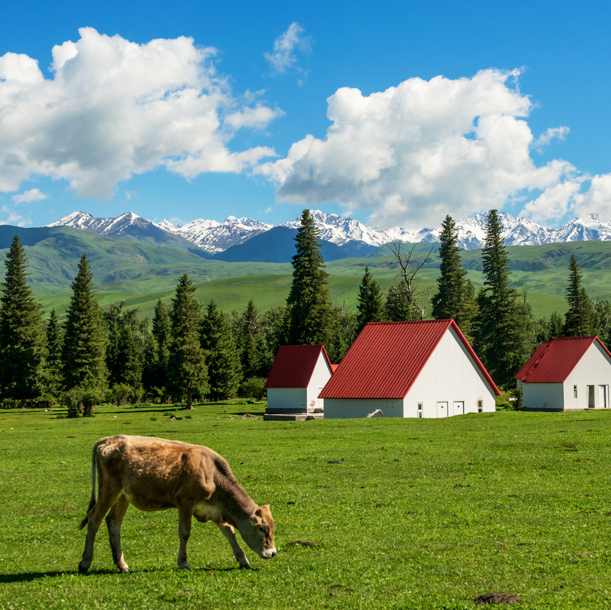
xmin=96 ymin=435 xmax=218 ymax=511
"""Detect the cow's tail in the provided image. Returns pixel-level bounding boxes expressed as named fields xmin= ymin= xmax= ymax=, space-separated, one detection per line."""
xmin=78 ymin=445 xmax=97 ymax=530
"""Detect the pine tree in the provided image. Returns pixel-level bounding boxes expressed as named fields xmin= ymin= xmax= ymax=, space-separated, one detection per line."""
xmin=286 ymin=209 xmax=333 ymax=345
xmin=385 ymin=283 xmax=416 ymax=321
xmin=45 ymin=309 xmax=64 ymax=399
xmin=356 ymin=266 xmax=386 ymax=332
xmin=431 ymin=215 xmax=478 ymax=341
xmin=477 ymin=210 xmax=531 ymax=387
xmin=326 ymin=315 xmax=347 ymax=364
xmin=63 ymin=254 xmax=107 ymax=394
xmin=563 ymin=255 xmax=595 ymax=337
xmin=0 ymin=235 xmax=47 ymax=406
xmin=201 ymin=299 xmax=242 ymax=401
xmin=167 ymin=274 xmax=208 ymax=409
xmin=144 ymin=299 xmax=172 ymax=392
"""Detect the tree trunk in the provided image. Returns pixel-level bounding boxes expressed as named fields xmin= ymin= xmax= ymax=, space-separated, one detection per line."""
xmin=21 ymin=397 xmax=26 ymax=409
xmin=186 ymin=393 xmax=194 ymax=410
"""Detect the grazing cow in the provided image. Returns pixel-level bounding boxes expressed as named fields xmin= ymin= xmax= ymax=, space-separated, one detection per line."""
xmin=78 ymin=435 xmax=276 ymax=573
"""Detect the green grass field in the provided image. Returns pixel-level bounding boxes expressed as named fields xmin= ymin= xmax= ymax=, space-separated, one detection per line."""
xmin=2 ymin=404 xmax=611 ymax=608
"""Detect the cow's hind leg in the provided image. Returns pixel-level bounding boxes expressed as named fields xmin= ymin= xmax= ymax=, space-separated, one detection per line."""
xmin=106 ymin=495 xmax=130 ymax=573
xmin=79 ymin=490 xmax=120 ymax=573
xmin=177 ymin=507 xmax=193 ymax=569
xmin=216 ymin=523 xmax=250 ymax=568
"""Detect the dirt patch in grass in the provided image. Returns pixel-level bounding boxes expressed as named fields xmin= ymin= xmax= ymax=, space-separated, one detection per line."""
xmin=473 ymin=592 xmax=521 ymax=605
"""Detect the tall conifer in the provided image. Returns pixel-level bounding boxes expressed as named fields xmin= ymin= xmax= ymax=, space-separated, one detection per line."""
xmin=477 ymin=210 xmax=531 ymax=387
xmin=45 ymin=309 xmax=64 ymax=399
xmin=201 ymin=299 xmax=242 ymax=401
xmin=286 ymin=209 xmax=333 ymax=345
xmin=63 ymin=254 xmax=107 ymax=392
xmin=0 ymin=235 xmax=47 ymax=405
xmin=563 ymin=255 xmax=595 ymax=336
xmin=431 ymin=215 xmax=478 ymax=341
xmin=356 ymin=266 xmax=385 ymax=332
xmin=167 ymin=274 xmax=207 ymax=409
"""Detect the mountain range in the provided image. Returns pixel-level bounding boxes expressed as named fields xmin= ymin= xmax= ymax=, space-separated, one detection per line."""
xmin=47 ymin=209 xmax=611 ymax=260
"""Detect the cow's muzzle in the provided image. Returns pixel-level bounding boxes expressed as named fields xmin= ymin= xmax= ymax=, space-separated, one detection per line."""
xmin=261 ymin=547 xmax=277 ymax=559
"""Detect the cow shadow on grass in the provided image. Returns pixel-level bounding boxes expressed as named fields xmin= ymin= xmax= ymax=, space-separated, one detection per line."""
xmin=0 ymin=565 xmax=257 ymax=583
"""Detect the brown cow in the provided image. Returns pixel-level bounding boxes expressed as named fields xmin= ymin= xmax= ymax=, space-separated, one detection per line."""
xmin=78 ymin=435 xmax=276 ymax=573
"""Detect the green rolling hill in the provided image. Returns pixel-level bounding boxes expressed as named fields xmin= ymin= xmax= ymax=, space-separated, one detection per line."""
xmin=0 ymin=224 xmax=607 ymax=320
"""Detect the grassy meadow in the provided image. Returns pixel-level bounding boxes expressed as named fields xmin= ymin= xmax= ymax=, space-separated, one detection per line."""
xmin=2 ymin=404 xmax=611 ymax=608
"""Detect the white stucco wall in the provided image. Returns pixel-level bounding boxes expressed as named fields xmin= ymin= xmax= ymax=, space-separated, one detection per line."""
xmin=403 ymin=326 xmax=496 ymax=418
xmin=522 ymin=342 xmax=611 ymax=411
xmin=521 ymin=383 xmax=564 ymax=410
xmin=266 ymin=388 xmax=307 ymax=412
xmin=324 ymin=398 xmax=403 ymax=419
xmin=307 ymin=353 xmax=333 ymax=410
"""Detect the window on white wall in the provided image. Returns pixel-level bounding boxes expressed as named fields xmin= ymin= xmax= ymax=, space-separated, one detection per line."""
xmin=417 ymin=403 xmax=423 ymax=418
xmin=574 ymin=385 xmax=578 ymax=398
xmin=477 ymin=400 xmax=483 ymax=413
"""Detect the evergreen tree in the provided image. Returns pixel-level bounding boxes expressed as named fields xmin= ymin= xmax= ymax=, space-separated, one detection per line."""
xmin=167 ymin=274 xmax=208 ymax=409
xmin=0 ymin=235 xmax=47 ymax=406
xmin=45 ymin=308 xmax=64 ymax=399
xmin=326 ymin=315 xmax=347 ymax=364
xmin=286 ymin=209 xmax=334 ymax=345
xmin=563 ymin=255 xmax=595 ymax=337
xmin=63 ymin=254 xmax=107 ymax=394
xmin=431 ymin=215 xmax=479 ymax=341
xmin=201 ymin=299 xmax=242 ymax=401
xmin=143 ymin=299 xmax=172 ymax=392
xmin=385 ymin=283 xmax=416 ymax=321
xmin=356 ymin=266 xmax=386 ymax=332
xmin=549 ymin=311 xmax=564 ymax=338
xmin=476 ymin=210 xmax=531 ymax=387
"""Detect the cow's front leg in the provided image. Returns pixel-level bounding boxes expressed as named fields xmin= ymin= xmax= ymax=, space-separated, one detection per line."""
xmin=106 ymin=496 xmax=130 ymax=573
xmin=177 ymin=507 xmax=193 ymax=569
xmin=79 ymin=491 xmax=119 ymax=573
xmin=216 ymin=522 xmax=250 ymax=568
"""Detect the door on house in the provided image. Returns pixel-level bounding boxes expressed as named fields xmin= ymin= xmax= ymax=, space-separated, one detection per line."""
xmin=587 ymin=385 xmax=595 ymax=408
xmin=437 ymin=401 xmax=448 ymax=417
xmin=599 ymin=385 xmax=608 ymax=409
xmin=453 ymin=401 xmax=464 ymax=416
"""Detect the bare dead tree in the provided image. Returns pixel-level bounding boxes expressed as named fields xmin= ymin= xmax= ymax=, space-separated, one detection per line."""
xmin=387 ymin=242 xmax=436 ymax=320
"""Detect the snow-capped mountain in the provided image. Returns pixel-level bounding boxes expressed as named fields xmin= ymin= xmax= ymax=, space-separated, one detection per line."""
xmin=161 ymin=216 xmax=272 ymax=253
xmin=47 ymin=210 xmax=611 ymax=255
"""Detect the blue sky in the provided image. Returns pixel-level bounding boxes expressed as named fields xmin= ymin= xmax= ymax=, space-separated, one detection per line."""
xmin=1 ymin=0 xmax=610 ymax=229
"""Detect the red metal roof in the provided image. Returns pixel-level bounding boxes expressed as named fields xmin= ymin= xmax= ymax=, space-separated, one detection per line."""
xmin=319 ymin=320 xmax=500 ymax=399
xmin=515 ymin=336 xmax=611 ymax=383
xmin=331 ymin=364 xmax=339 ymax=373
xmin=265 ymin=345 xmax=331 ymax=388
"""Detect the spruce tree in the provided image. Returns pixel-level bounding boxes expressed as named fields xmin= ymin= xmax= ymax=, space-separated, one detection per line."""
xmin=63 ymin=254 xmax=107 ymax=393
xmin=356 ymin=266 xmax=386 ymax=332
xmin=385 ymin=283 xmax=415 ymax=321
xmin=563 ymin=255 xmax=595 ymax=337
xmin=144 ymin=299 xmax=172 ymax=392
xmin=167 ymin=274 xmax=208 ymax=409
xmin=45 ymin=309 xmax=64 ymax=399
xmin=0 ymin=235 xmax=47 ymax=406
xmin=201 ymin=299 xmax=242 ymax=401
xmin=431 ymin=215 xmax=478 ymax=341
xmin=477 ymin=210 xmax=531 ymax=387
xmin=286 ymin=209 xmax=333 ymax=345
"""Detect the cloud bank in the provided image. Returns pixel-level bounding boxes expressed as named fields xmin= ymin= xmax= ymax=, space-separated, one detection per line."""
xmin=0 ymin=28 xmax=280 ymax=200
xmin=258 ymin=69 xmax=610 ymax=228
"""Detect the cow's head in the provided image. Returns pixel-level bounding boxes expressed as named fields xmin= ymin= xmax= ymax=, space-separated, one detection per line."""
xmin=242 ymin=504 xmax=276 ymax=559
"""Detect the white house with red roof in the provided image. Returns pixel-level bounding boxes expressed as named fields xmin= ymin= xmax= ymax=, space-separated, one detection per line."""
xmin=263 ymin=345 xmax=334 ymax=421
xmin=515 ymin=336 xmax=611 ymax=411
xmin=320 ymin=320 xmax=500 ymax=419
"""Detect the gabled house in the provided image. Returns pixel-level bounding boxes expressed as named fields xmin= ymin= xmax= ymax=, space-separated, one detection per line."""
xmin=320 ymin=320 xmax=499 ymax=418
xmin=264 ymin=345 xmax=334 ymax=421
xmin=515 ymin=336 xmax=611 ymax=411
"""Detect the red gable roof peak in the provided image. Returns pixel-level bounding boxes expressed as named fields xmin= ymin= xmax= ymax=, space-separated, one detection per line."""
xmin=264 ymin=345 xmax=332 ymax=389
xmin=320 ymin=319 xmax=499 ymax=399
xmin=516 ymin=336 xmax=611 ymax=384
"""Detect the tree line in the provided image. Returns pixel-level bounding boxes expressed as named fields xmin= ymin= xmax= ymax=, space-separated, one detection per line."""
xmin=0 ymin=209 xmax=604 ymax=410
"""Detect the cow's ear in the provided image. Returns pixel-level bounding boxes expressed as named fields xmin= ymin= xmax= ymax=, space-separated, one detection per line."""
xmin=249 ymin=512 xmax=261 ymax=525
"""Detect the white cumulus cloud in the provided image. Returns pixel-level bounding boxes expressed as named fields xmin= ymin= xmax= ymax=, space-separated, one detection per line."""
xmin=257 ymin=69 xmax=590 ymax=228
xmin=0 ymin=206 xmax=31 ymax=227
xmin=12 ymin=188 xmax=47 ymax=204
xmin=264 ymin=22 xmax=312 ymax=74
xmin=0 ymin=28 xmax=280 ymax=201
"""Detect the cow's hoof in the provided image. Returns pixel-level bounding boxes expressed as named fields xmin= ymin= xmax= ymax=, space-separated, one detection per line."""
xmin=178 ymin=563 xmax=190 ymax=570
xmin=118 ymin=565 xmax=130 ymax=574
xmin=238 ymin=559 xmax=250 ymax=569
xmin=78 ymin=563 xmax=89 ymax=573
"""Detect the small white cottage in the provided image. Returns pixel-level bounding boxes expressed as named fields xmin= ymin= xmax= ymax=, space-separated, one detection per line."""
xmin=264 ymin=345 xmax=333 ymax=421
xmin=320 ymin=320 xmax=499 ymax=419
xmin=515 ymin=336 xmax=611 ymax=411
